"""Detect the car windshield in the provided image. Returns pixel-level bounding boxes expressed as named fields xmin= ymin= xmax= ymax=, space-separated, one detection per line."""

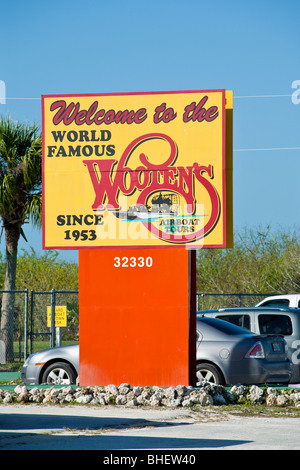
xmin=198 ymin=316 xmax=254 ymax=336
xmin=261 ymin=299 xmax=289 ymax=308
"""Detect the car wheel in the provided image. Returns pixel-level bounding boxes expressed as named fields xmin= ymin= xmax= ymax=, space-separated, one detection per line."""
xmin=41 ymin=362 xmax=77 ymax=385
xmin=196 ymin=363 xmax=225 ymax=386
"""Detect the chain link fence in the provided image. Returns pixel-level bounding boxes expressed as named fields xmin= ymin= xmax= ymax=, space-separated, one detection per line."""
xmin=0 ymin=289 xmax=79 ymax=366
xmin=29 ymin=289 xmax=79 ymax=356
xmin=0 ymin=289 xmax=275 ymax=369
xmin=196 ymin=292 xmax=273 ymax=311
xmin=0 ymin=289 xmax=29 ymax=364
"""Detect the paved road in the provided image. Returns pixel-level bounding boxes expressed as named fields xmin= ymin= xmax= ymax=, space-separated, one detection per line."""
xmin=0 ymin=403 xmax=299 ymax=451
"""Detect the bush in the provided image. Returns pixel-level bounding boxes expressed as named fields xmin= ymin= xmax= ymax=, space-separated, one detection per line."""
xmin=196 ymin=227 xmax=300 ymax=307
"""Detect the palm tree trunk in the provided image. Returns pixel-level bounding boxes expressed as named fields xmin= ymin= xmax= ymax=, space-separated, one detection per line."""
xmin=0 ymin=224 xmax=20 ymax=362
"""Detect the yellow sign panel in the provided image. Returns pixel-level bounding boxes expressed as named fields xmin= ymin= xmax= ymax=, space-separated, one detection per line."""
xmin=42 ymin=90 xmax=233 ymax=249
xmin=47 ymin=306 xmax=67 ymax=328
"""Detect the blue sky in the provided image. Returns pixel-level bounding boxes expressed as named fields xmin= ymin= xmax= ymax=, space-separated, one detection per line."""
xmin=0 ymin=0 xmax=299 ymax=263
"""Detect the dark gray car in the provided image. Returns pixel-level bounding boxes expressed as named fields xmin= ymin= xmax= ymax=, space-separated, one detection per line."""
xmin=196 ymin=316 xmax=292 ymax=386
xmin=200 ymin=307 xmax=300 ymax=383
xmin=22 ymin=316 xmax=292 ymax=386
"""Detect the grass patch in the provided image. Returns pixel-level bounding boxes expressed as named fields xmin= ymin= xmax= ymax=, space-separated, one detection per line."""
xmin=215 ymin=403 xmax=300 ymax=417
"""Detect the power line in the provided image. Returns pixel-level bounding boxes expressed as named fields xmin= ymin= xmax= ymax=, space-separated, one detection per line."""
xmin=1 ymin=93 xmax=295 ymax=100
xmin=234 ymin=94 xmax=292 ymax=98
xmin=3 ymin=95 xmax=299 ymax=153
xmin=2 ymin=97 xmax=40 ymax=100
xmin=234 ymin=147 xmax=300 ymax=152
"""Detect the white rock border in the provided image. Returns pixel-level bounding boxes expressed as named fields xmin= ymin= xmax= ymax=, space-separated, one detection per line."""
xmin=1 ymin=383 xmax=300 ymax=408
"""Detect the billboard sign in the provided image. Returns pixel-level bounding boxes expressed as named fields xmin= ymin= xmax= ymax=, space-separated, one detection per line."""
xmin=42 ymin=89 xmax=232 ymax=249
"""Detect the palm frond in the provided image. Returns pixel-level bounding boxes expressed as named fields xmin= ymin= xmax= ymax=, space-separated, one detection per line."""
xmin=0 ymin=117 xmax=42 ymax=226
xmin=24 ymin=193 xmax=42 ymax=228
xmin=23 ymin=134 xmax=42 ymax=188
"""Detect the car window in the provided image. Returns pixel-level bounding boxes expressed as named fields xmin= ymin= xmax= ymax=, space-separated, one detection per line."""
xmin=198 ymin=317 xmax=252 ymax=336
xmin=258 ymin=314 xmax=293 ymax=335
xmin=298 ymin=299 xmax=300 ymax=308
xmin=216 ymin=314 xmax=251 ymax=330
xmin=260 ymin=299 xmax=289 ymax=308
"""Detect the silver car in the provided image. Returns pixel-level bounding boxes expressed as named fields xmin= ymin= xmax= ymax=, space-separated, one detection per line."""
xmin=21 ymin=344 xmax=79 ymax=385
xmin=21 ymin=317 xmax=292 ymax=386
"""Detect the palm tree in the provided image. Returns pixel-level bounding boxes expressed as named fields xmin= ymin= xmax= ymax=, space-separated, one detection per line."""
xmin=0 ymin=117 xmax=42 ymax=361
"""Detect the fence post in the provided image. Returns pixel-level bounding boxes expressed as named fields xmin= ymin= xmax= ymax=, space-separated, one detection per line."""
xmin=24 ymin=288 xmax=29 ymax=359
xmin=29 ymin=290 xmax=35 ymax=355
xmin=50 ymin=289 xmax=56 ymax=348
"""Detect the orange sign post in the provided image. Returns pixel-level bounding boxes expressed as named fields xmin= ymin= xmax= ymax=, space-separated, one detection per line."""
xmin=79 ymin=248 xmax=196 ymax=386
xmin=42 ymin=89 xmax=233 ymax=386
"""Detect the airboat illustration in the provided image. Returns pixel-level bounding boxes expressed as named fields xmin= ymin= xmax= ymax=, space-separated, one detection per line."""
xmin=113 ymin=192 xmax=181 ymax=221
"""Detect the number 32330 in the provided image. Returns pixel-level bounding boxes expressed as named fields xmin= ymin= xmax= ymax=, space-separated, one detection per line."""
xmin=113 ymin=256 xmax=153 ymax=268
